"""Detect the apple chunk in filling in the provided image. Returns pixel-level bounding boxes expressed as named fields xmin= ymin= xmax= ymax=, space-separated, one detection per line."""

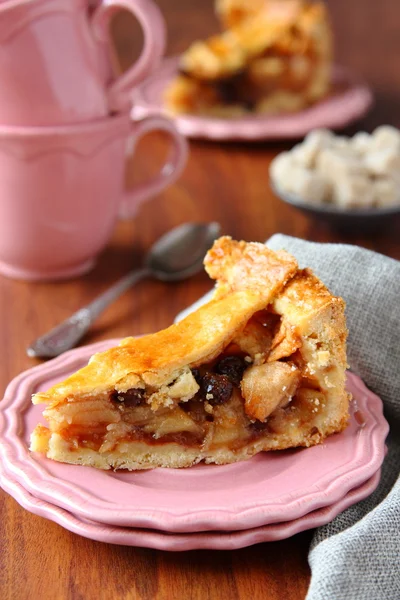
xmin=241 ymin=361 xmax=300 ymax=422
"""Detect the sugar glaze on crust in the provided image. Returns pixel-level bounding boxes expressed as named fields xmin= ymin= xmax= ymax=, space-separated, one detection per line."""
xmin=31 ymin=237 xmax=349 ymax=470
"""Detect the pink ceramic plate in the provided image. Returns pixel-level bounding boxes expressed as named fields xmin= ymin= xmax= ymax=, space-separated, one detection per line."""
xmin=131 ymin=57 xmax=374 ymax=141
xmin=0 ymin=460 xmax=381 ymax=550
xmin=0 ymin=339 xmax=388 ymax=532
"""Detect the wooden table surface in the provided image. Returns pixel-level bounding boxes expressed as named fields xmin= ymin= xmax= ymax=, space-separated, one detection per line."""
xmin=1 ymin=1 xmax=399 ymax=598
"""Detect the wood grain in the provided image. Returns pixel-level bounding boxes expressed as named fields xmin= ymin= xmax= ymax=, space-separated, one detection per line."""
xmin=1 ymin=1 xmax=399 ymax=599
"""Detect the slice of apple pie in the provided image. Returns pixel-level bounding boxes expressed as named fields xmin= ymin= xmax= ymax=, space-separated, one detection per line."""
xmin=216 ymin=0 xmax=303 ymax=30
xmin=30 ymin=237 xmax=349 ymax=470
xmin=165 ymin=0 xmax=332 ymax=117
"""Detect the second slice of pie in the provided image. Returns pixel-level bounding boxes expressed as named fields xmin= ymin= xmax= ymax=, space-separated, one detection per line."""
xmin=30 ymin=237 xmax=349 ymax=470
xmin=165 ymin=0 xmax=332 ymax=117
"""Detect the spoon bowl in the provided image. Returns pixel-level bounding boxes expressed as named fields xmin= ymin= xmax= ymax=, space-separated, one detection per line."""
xmin=148 ymin=222 xmax=221 ymax=280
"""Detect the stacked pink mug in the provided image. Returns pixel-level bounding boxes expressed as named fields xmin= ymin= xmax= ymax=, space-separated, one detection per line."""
xmin=0 ymin=0 xmax=188 ymax=280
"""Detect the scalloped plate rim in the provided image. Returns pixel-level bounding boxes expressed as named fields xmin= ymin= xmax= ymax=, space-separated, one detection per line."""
xmin=0 ymin=460 xmax=381 ymax=550
xmin=0 ymin=338 xmax=389 ymax=532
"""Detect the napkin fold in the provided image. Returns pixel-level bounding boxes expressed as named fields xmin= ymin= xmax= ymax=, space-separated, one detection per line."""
xmin=266 ymin=235 xmax=400 ymax=600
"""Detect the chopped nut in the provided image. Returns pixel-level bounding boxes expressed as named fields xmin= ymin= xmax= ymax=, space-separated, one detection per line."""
xmin=204 ymin=402 xmax=214 ymax=414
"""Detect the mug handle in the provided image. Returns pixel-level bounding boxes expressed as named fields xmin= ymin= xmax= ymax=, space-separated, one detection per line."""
xmin=91 ymin=0 xmax=167 ymax=111
xmin=119 ymin=115 xmax=189 ymax=219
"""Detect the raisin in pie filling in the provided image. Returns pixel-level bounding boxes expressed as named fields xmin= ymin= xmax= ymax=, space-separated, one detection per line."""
xmin=31 ymin=237 xmax=349 ymax=470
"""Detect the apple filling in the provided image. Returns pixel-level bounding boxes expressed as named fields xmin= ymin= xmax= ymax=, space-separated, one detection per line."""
xmin=51 ymin=309 xmax=324 ymax=455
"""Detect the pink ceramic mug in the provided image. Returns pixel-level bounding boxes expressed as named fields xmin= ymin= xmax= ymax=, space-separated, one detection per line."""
xmin=0 ymin=113 xmax=188 ymax=281
xmin=0 ymin=0 xmax=166 ymax=125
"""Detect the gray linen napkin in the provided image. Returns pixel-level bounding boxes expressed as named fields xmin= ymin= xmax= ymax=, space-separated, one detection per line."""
xmin=266 ymin=235 xmax=400 ymax=600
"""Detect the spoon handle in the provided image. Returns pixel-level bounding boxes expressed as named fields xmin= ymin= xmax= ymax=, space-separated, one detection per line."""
xmin=27 ymin=268 xmax=151 ymax=359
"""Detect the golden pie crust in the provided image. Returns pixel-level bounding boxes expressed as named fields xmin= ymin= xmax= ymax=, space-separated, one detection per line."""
xmin=165 ymin=0 xmax=332 ymax=117
xmin=31 ymin=237 xmax=349 ymax=470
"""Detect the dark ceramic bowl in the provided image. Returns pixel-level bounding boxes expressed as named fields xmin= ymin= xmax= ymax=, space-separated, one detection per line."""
xmin=272 ymin=184 xmax=400 ymax=233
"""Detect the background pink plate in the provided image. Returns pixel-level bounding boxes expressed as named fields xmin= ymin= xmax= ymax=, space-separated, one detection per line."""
xmin=0 ymin=459 xmax=381 ymax=550
xmin=131 ymin=57 xmax=374 ymax=141
xmin=0 ymin=339 xmax=388 ymax=532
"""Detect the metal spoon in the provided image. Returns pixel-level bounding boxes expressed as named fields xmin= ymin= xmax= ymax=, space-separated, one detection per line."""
xmin=27 ymin=222 xmax=221 ymax=359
